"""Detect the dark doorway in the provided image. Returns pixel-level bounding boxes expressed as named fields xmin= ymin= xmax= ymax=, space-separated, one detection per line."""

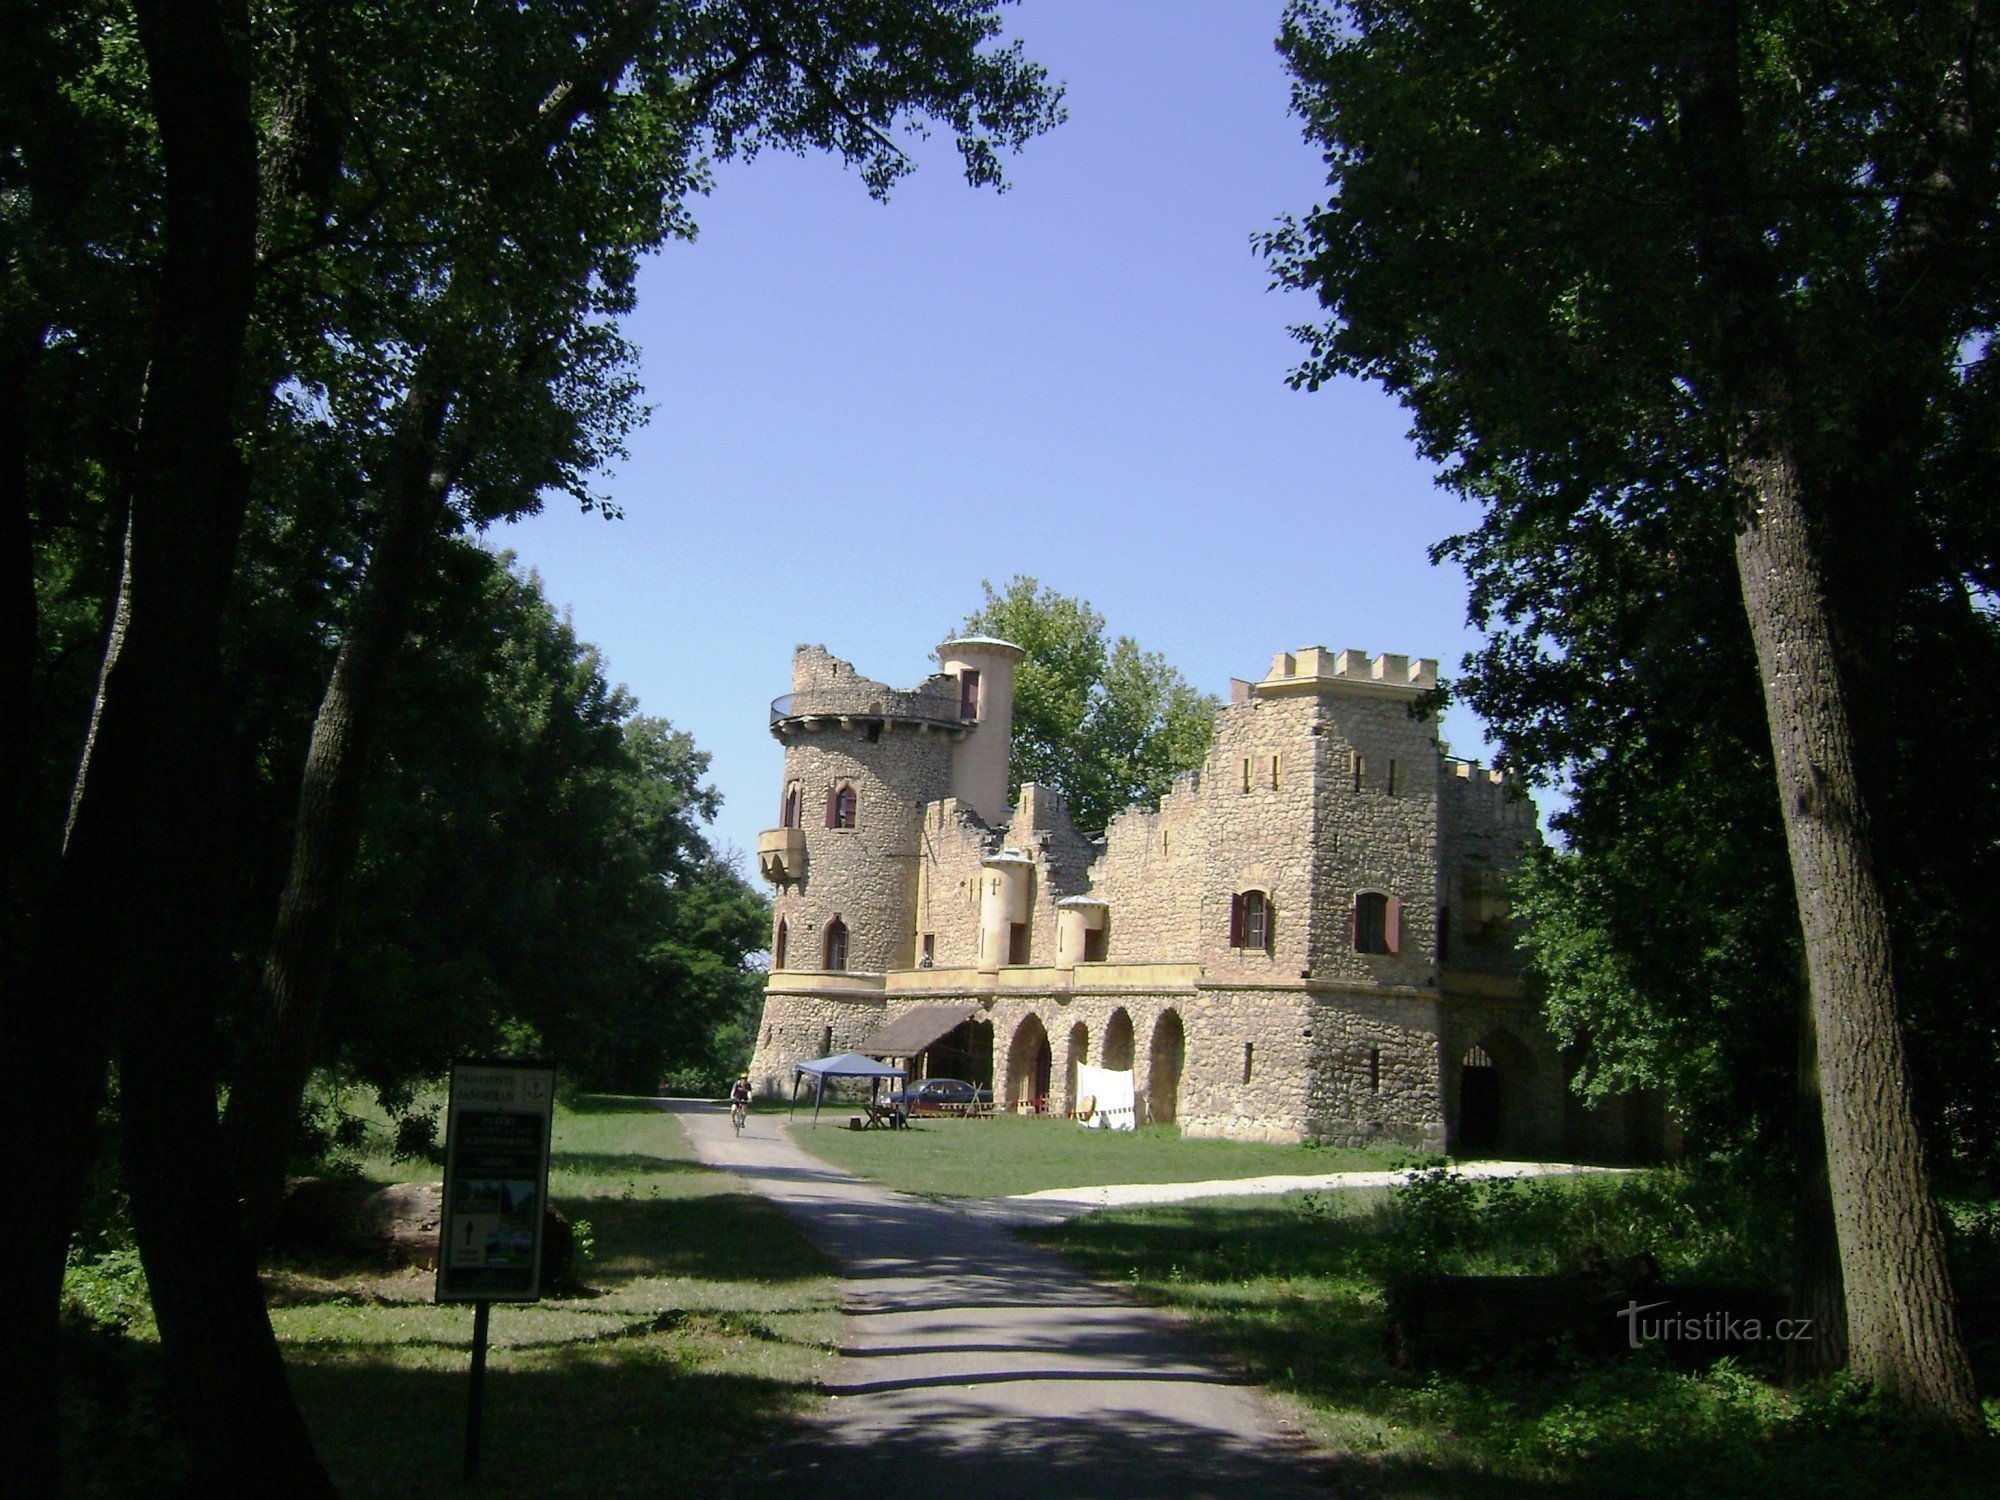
xmin=924 ymin=1018 xmax=994 ymax=1089
xmin=1458 ymin=1046 xmax=1501 ymax=1154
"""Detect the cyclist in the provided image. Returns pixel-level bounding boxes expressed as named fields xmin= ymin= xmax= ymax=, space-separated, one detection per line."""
xmin=729 ymin=1075 xmax=751 ymax=1135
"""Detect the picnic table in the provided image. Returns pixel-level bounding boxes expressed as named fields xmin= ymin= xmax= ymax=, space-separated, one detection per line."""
xmin=862 ymin=1100 xmax=908 ymax=1130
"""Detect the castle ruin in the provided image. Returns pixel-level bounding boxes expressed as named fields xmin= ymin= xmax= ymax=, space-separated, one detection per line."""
xmin=746 ymin=637 xmax=1666 ymax=1158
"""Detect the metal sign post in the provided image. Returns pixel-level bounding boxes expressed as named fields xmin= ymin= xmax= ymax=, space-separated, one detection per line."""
xmin=435 ymin=1059 xmax=555 ymax=1481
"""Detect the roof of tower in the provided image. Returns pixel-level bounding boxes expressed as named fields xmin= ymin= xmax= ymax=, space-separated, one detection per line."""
xmin=936 ymin=634 xmax=1025 ymax=661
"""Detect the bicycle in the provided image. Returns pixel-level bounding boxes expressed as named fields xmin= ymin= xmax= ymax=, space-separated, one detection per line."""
xmin=730 ymin=1098 xmax=747 ymax=1136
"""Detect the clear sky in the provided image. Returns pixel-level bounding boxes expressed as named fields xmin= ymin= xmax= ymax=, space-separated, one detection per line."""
xmin=495 ymin=0 xmax=1525 ymax=870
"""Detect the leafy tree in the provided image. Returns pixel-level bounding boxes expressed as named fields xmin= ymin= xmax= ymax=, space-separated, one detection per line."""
xmin=320 ymin=551 xmax=769 ymax=1101
xmin=961 ymin=576 xmax=1216 ymax=831
xmin=1267 ymin=0 xmax=1995 ymax=1424
xmin=6 ymin=2 xmax=1062 ymax=1487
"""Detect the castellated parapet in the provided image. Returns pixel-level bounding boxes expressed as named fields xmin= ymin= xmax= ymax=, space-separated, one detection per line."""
xmin=744 ymin=638 xmax=1667 ymax=1163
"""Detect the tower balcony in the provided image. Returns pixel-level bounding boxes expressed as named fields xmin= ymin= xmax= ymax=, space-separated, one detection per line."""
xmin=756 ymin=827 xmax=807 ymax=884
xmin=768 ymin=688 xmax=969 ymax=738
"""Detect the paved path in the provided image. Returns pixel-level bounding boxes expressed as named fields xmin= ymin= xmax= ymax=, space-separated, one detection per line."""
xmin=1002 ymin=1158 xmax=1625 ymax=1216
xmin=665 ymin=1100 xmax=1338 ymax=1499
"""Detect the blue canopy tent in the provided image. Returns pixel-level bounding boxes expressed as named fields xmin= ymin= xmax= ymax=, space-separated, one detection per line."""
xmin=792 ymin=1052 xmax=906 ymax=1126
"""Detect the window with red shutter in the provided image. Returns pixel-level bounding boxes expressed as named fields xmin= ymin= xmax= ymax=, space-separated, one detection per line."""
xmin=1385 ymin=896 xmax=1402 ymax=955
xmin=1228 ymin=892 xmax=1245 ymax=947
xmin=773 ymin=919 xmax=788 ymax=969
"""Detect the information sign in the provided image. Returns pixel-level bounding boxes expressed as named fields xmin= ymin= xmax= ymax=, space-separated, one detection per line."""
xmin=435 ymin=1060 xmax=556 ymax=1304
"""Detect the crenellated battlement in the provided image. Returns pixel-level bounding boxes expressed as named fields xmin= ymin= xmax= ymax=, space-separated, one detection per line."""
xmin=1443 ymin=757 xmax=1535 ymax=825
xmin=1254 ymin=645 xmax=1439 ymax=699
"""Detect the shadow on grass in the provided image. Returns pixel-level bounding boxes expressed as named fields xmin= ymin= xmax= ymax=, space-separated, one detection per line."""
xmin=289 ymin=1352 xmax=818 ymax=1499
xmin=570 ymin=1190 xmax=834 ymax=1288
xmin=1038 ymin=1201 xmax=2000 ymax=1500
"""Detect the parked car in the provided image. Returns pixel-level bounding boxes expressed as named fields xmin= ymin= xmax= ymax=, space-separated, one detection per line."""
xmin=886 ymin=1078 xmax=989 ymax=1115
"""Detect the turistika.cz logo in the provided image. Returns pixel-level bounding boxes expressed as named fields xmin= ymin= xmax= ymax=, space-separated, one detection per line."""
xmin=1617 ymin=1299 xmax=1815 ymax=1349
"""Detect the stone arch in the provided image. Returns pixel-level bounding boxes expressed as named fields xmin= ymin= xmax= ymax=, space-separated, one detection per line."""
xmin=1148 ymin=1009 xmax=1185 ymax=1126
xmin=1103 ymin=1008 xmax=1135 ymax=1071
xmin=1064 ymin=1022 xmax=1089 ymax=1114
xmin=1007 ymin=1013 xmax=1053 ymax=1109
xmin=1453 ymin=1028 xmax=1535 ymax=1156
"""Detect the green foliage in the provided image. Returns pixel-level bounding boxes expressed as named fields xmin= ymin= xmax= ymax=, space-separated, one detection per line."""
xmin=61 ymin=1246 xmax=152 ymax=1337
xmin=961 ymin=576 xmax=1217 ymax=831
xmin=1037 ymin=1172 xmax=2000 ymax=1494
xmin=307 ymin=548 xmax=769 ymax=1099
xmin=1265 ymin=1 xmax=2000 ymax=1173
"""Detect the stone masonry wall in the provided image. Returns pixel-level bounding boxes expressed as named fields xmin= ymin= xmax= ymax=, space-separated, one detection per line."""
xmin=745 ymin=989 xmax=889 ymax=1099
xmin=1305 ymin=989 xmax=1446 ymax=1150
xmin=769 ymin=648 xmax=956 ymax=974
xmin=1438 ymin=762 xmax=1540 ymax=975
xmin=1086 ymin=772 xmax=1206 ymax=963
xmin=913 ymin=799 xmax=996 ymax=968
xmin=1197 ymin=694 xmax=1320 ymax=980
xmin=1306 ymin=691 xmax=1443 ymax=988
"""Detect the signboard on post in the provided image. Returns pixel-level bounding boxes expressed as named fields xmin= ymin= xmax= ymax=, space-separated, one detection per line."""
xmin=436 ymin=1060 xmax=556 ymax=1304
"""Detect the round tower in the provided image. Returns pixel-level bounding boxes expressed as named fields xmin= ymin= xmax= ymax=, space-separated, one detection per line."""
xmin=935 ymin=635 xmax=1024 ymax=825
xmin=760 ymin=646 xmax=962 ymax=975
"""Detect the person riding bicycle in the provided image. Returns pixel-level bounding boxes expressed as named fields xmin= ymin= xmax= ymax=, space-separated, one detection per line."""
xmin=728 ymin=1075 xmax=751 ymax=1132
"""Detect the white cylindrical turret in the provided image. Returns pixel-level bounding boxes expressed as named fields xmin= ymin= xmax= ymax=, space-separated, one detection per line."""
xmin=1055 ymin=896 xmax=1109 ymax=970
xmin=977 ymin=849 xmax=1035 ymax=972
xmin=937 ymin=636 xmax=1024 ymax=825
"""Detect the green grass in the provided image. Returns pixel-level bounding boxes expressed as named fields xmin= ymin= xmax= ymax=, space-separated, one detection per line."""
xmin=63 ymin=1096 xmax=841 ymax=1498
xmin=789 ymin=1111 xmax=1403 ymax=1198
xmin=1025 ymin=1170 xmax=2000 ymax=1498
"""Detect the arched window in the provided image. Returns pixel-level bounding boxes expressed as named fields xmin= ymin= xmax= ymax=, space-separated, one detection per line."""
xmin=826 ymin=783 xmax=858 ymax=829
xmin=1354 ymin=891 xmax=1402 ymax=954
xmin=773 ymin=919 xmax=788 ymax=970
xmin=781 ymin=783 xmax=801 ymax=829
xmin=1228 ymin=890 xmax=1272 ymax=952
xmin=824 ymin=917 xmax=848 ymax=971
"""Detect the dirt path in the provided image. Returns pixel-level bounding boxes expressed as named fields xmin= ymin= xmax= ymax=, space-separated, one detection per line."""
xmin=664 ymin=1100 xmax=1336 ymax=1498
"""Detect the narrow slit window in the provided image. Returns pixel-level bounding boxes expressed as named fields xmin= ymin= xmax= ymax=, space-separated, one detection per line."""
xmin=1387 ymin=758 xmax=1398 ymax=796
xmin=1353 ymin=753 xmax=1364 ymax=794
xmin=1369 ymin=1047 xmax=1382 ymax=1093
xmin=773 ymin=919 xmax=788 ymax=969
xmin=1241 ymin=757 xmax=1252 ymax=793
xmin=818 ymin=1024 xmax=833 ymax=1057
xmin=1269 ymin=754 xmax=1281 ymax=789
xmin=1243 ymin=1042 xmax=1255 ymax=1084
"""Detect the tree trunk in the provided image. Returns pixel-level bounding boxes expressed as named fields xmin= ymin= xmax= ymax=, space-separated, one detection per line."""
xmin=0 ymin=3 xmax=336 ymax=1491
xmin=1788 ymin=982 xmax=1848 ymax=1382
xmin=1682 ymin=0 xmax=1980 ymax=1430
xmin=225 ymin=382 xmax=459 ymax=1233
xmin=1731 ymin=436 xmax=1979 ymax=1429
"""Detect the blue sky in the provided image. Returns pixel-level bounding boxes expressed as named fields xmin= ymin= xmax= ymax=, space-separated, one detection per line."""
xmin=495 ymin=0 xmax=1525 ymax=868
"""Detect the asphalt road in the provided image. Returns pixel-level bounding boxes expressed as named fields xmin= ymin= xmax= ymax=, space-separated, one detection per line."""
xmin=663 ymin=1099 xmax=1338 ymax=1499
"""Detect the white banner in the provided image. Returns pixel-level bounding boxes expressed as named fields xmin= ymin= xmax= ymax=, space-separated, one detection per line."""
xmin=1074 ymin=1064 xmax=1137 ymax=1131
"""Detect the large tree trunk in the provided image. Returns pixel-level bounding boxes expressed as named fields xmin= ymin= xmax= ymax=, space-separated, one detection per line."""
xmin=226 ymin=382 xmax=458 ymax=1233
xmin=1788 ymin=984 xmax=1848 ymax=1382
xmin=0 ymin=3 xmax=336 ymax=1492
xmin=1683 ymin=1 xmax=1980 ymax=1429
xmin=1731 ymin=435 xmax=1978 ymax=1428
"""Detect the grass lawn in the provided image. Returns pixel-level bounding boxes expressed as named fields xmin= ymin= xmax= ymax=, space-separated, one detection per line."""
xmin=788 ymin=1111 xmax=1404 ymax=1198
xmin=1026 ymin=1172 xmax=2000 ymax=1498
xmin=63 ymin=1096 xmax=841 ymax=1499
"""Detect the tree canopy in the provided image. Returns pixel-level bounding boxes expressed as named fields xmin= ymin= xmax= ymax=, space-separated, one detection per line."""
xmin=959 ymin=577 xmax=1216 ymax=832
xmin=1268 ymin=0 xmax=1996 ymax=1423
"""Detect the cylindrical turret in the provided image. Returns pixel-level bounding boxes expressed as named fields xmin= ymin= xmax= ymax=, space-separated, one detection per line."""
xmin=936 ymin=636 xmax=1023 ymax=825
xmin=1055 ymin=896 xmax=1109 ymax=969
xmin=764 ymin=646 xmax=960 ymax=973
xmin=977 ymin=849 xmax=1035 ymax=972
